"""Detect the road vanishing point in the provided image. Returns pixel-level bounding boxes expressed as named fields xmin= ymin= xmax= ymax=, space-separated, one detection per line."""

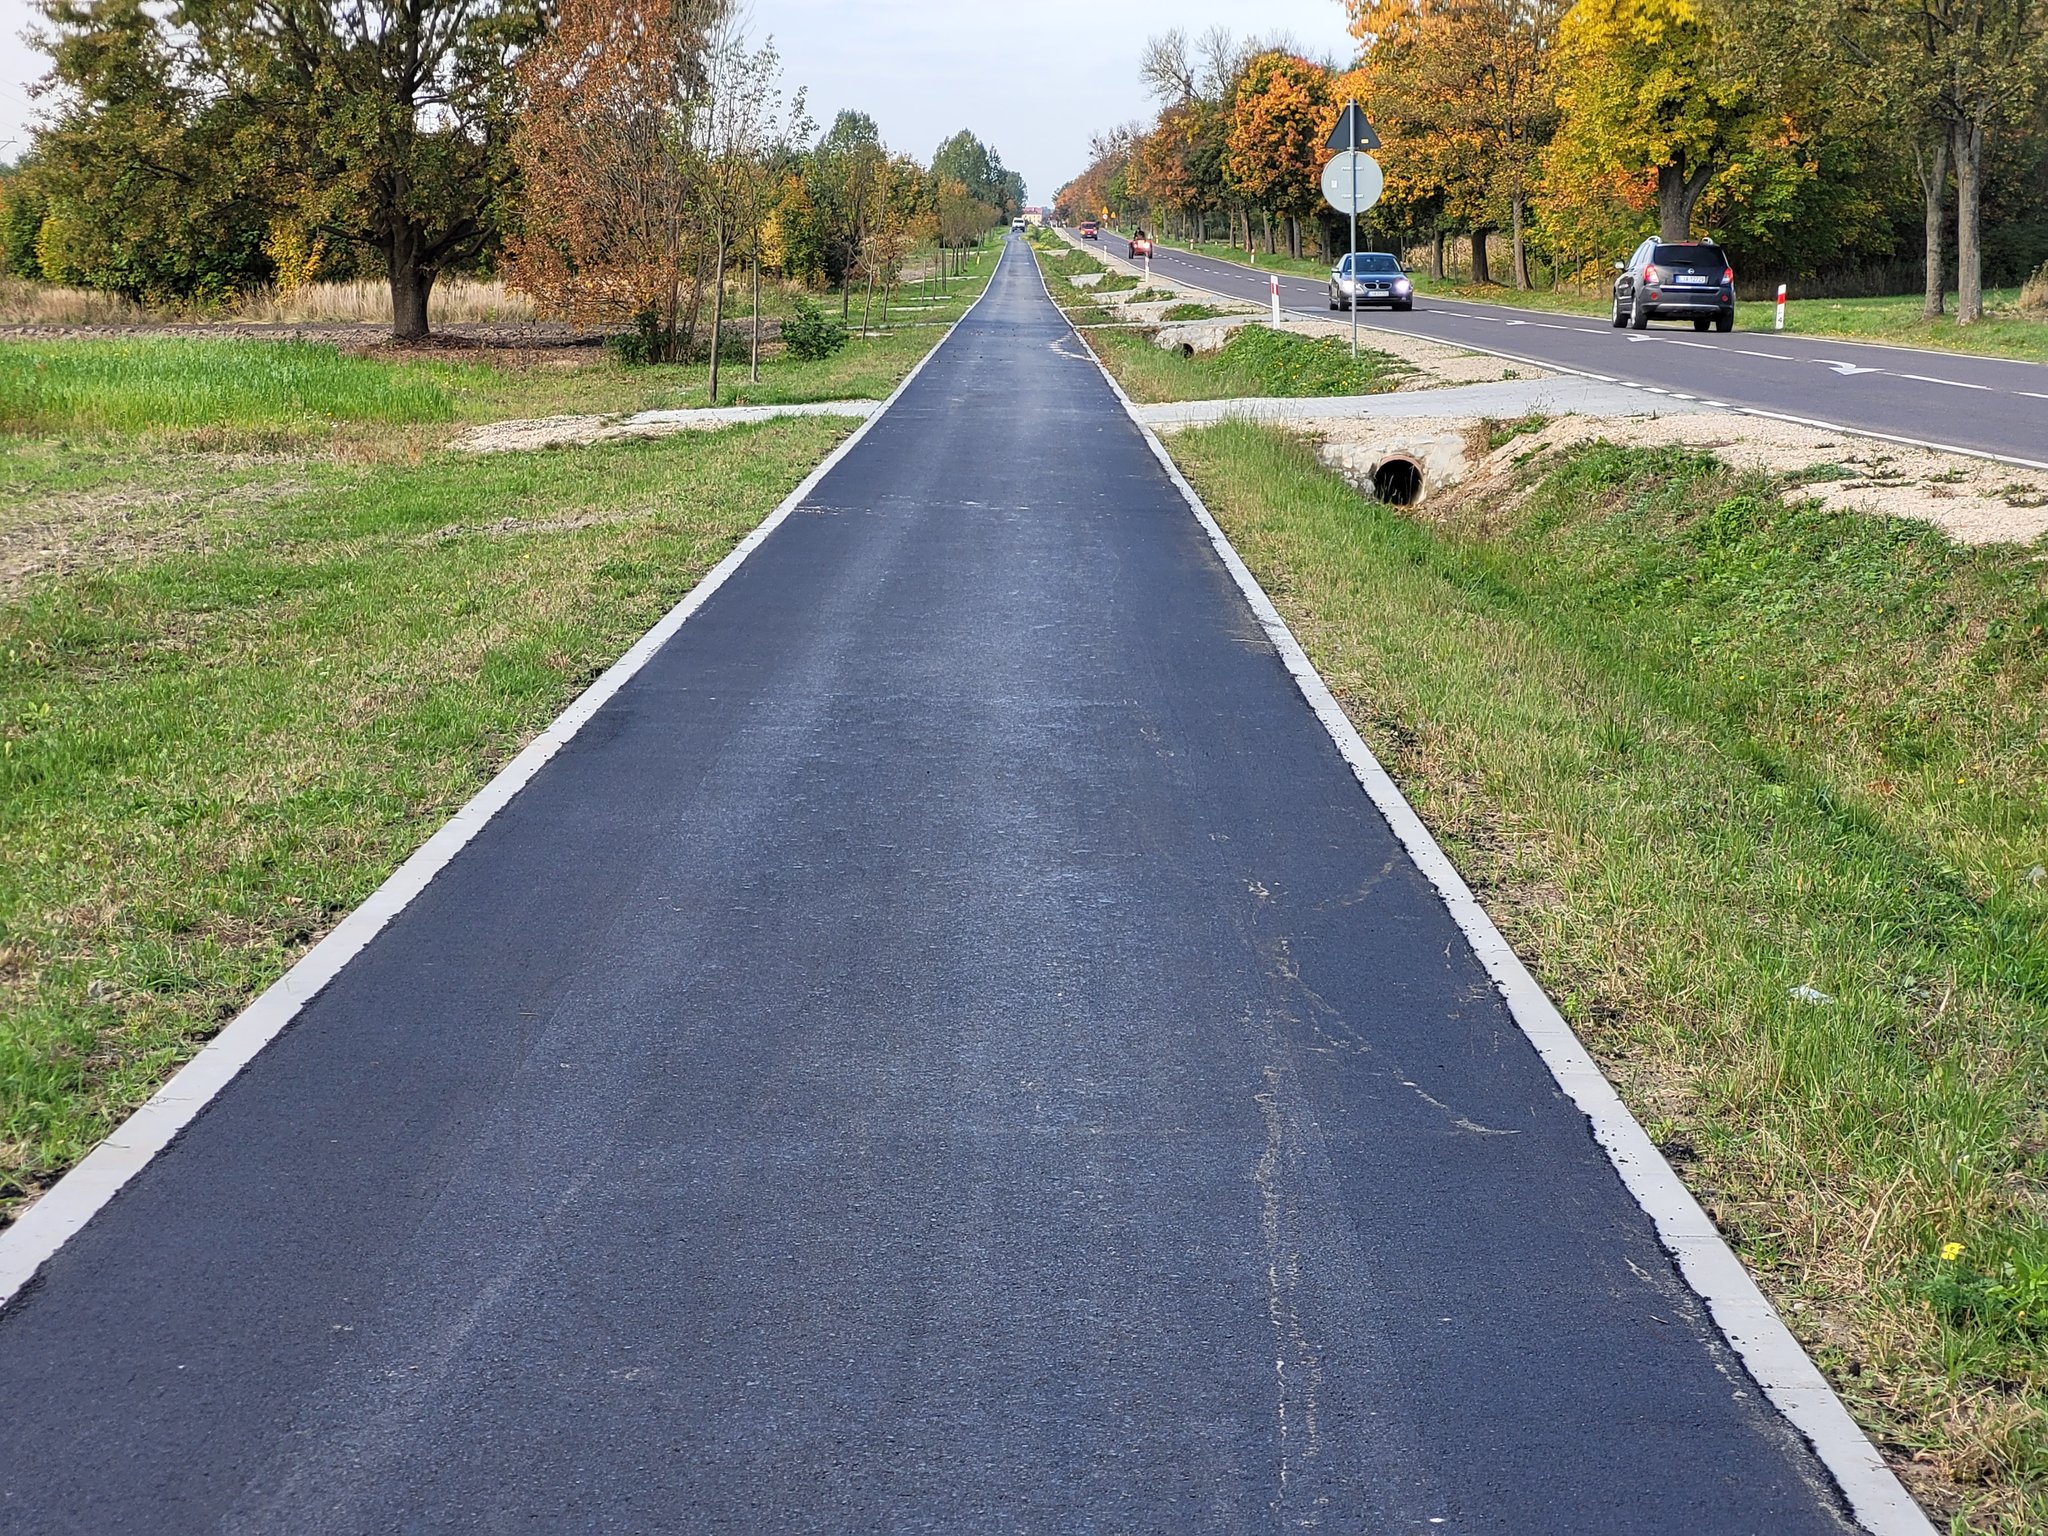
xmin=0 ymin=239 xmax=1915 ymax=1533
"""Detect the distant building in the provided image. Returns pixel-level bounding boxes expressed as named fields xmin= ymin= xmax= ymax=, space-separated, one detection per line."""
xmin=1022 ymin=207 xmax=1049 ymax=228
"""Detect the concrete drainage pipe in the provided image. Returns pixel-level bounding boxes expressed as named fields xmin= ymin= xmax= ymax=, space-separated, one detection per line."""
xmin=1372 ymin=456 xmax=1425 ymax=506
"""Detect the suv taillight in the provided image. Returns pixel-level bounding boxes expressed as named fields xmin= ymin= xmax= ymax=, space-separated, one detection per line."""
xmin=1723 ymin=267 xmax=1735 ymax=283
xmin=1642 ymin=263 xmax=1660 ymax=285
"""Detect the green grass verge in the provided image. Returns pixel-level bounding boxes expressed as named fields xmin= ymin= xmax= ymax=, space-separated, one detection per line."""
xmin=0 ymin=341 xmax=458 ymax=434
xmin=1732 ymin=290 xmax=2047 ymax=364
xmin=0 ymin=277 xmax=991 ymax=1221
xmin=1170 ymin=419 xmax=2048 ymax=1533
xmin=1082 ymin=324 xmax=1413 ymax=404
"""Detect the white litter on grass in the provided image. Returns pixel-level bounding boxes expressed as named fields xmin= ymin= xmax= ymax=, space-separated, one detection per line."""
xmin=1789 ymin=985 xmax=1836 ymax=1005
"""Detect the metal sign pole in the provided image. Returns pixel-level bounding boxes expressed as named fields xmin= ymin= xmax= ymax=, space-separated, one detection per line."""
xmin=1323 ymin=104 xmax=1383 ymax=361
xmin=1349 ymin=115 xmax=1359 ymax=360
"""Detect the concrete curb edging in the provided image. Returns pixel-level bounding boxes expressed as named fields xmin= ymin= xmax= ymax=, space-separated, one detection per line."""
xmin=1031 ymin=247 xmax=1936 ymax=1536
xmin=0 ymin=251 xmax=1010 ymax=1313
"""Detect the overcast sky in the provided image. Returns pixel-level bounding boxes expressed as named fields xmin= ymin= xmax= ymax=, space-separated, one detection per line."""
xmin=0 ymin=0 xmax=1358 ymax=198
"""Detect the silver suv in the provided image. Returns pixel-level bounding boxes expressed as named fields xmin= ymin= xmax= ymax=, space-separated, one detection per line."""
xmin=1329 ymin=252 xmax=1413 ymax=311
xmin=1612 ymin=240 xmax=1735 ymax=331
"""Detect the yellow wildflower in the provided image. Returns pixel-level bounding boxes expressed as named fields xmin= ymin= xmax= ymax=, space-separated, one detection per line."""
xmin=1941 ymin=1241 xmax=1965 ymax=1263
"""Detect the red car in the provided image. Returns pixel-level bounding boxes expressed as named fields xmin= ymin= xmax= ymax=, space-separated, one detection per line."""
xmin=1129 ymin=232 xmax=1154 ymax=258
xmin=1079 ymin=220 xmax=1099 ymax=240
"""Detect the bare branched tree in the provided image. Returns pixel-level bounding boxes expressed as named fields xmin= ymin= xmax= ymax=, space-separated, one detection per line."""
xmin=1140 ymin=30 xmax=1198 ymax=105
xmin=1197 ymin=26 xmax=1251 ymax=98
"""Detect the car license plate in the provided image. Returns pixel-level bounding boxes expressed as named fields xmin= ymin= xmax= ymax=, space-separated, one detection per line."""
xmin=1675 ymin=275 xmax=1708 ymax=285
xmin=1367 ymin=286 xmax=1388 ymax=295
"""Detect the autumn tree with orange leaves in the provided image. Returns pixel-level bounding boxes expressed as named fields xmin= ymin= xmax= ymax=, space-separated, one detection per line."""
xmin=1345 ymin=0 xmax=1563 ymax=287
xmin=510 ymin=0 xmax=725 ymax=360
xmin=1224 ymin=51 xmax=1335 ymax=258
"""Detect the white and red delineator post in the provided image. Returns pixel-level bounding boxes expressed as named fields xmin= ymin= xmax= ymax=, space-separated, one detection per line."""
xmin=1775 ymin=283 xmax=1787 ymax=331
xmin=1271 ymin=274 xmax=1282 ymax=324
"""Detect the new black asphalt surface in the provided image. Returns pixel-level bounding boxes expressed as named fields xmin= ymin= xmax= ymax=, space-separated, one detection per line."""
xmin=1099 ymin=232 xmax=2048 ymax=464
xmin=0 ymin=238 xmax=1860 ymax=1534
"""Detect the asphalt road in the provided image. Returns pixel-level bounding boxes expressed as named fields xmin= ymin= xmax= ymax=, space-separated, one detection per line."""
xmin=0 ymin=238 xmax=1861 ymax=1534
xmin=1098 ymin=232 xmax=2048 ymax=465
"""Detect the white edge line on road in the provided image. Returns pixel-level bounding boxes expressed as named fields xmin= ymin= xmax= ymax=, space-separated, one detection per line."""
xmin=1033 ymin=241 xmax=1935 ymax=1536
xmin=1111 ymin=235 xmax=2048 ymax=474
xmin=0 ymin=246 xmax=1011 ymax=1313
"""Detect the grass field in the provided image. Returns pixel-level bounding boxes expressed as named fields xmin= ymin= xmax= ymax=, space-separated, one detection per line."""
xmin=0 ymin=264 xmax=992 ymax=1224
xmin=0 ymin=264 xmax=992 ymax=436
xmin=1170 ymin=419 xmax=2048 ymax=1534
xmin=1125 ymin=233 xmax=2048 ymax=364
xmin=0 ymin=246 xmax=993 ymax=330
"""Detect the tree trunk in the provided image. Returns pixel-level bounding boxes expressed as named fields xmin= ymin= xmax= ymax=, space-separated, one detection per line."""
xmin=1953 ymin=117 xmax=1983 ymax=324
xmin=386 ymin=225 xmax=434 ymax=341
xmin=708 ymin=216 xmax=727 ymax=405
xmin=750 ymin=252 xmax=761 ymax=384
xmin=1511 ymin=195 xmax=1530 ymax=289
xmin=1430 ymin=228 xmax=1445 ymax=280
xmin=1656 ymin=161 xmax=1714 ymax=242
xmin=660 ymin=276 xmax=682 ymax=364
xmin=861 ymin=265 xmax=875 ymax=336
xmin=1471 ymin=226 xmax=1494 ymax=286
xmin=1913 ymin=135 xmax=1949 ymax=318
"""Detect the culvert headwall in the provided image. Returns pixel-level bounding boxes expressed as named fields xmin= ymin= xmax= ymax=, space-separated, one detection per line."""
xmin=1314 ymin=429 xmax=1472 ymax=508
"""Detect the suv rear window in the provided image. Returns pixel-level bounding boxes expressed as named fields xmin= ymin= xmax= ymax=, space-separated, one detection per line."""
xmin=1652 ymin=245 xmax=1727 ymax=268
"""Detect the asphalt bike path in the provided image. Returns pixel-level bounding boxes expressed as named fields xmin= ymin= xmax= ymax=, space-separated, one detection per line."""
xmin=1100 ymin=233 xmax=2048 ymax=466
xmin=0 ymin=238 xmax=1866 ymax=1532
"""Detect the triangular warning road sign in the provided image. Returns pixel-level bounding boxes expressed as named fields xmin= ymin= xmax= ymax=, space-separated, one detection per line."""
xmin=1326 ymin=102 xmax=1381 ymax=152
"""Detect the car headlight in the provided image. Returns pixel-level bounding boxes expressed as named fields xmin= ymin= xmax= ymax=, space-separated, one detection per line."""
xmin=1394 ymin=279 xmax=1411 ymax=293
